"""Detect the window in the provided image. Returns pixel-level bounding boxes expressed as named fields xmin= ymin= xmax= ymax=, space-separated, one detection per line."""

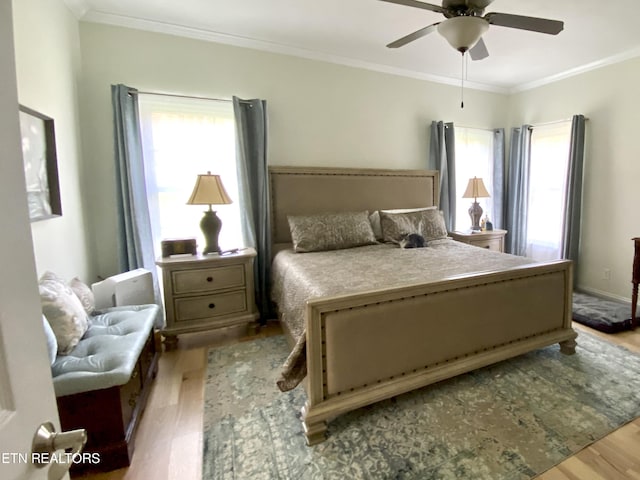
xmin=454 ymin=127 xmax=494 ymax=232
xmin=138 ymin=95 xmax=243 ymax=257
xmin=525 ymin=121 xmax=572 ymax=261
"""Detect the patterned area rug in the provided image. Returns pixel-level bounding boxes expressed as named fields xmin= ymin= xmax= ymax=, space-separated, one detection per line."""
xmin=202 ymin=332 xmax=640 ymax=480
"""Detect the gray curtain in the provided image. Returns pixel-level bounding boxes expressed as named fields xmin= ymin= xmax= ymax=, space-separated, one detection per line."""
xmin=505 ymin=125 xmax=532 ymax=256
xmin=233 ymin=96 xmax=272 ymax=322
xmin=561 ymin=114 xmax=586 ymax=276
xmin=111 ymin=84 xmax=164 ymax=327
xmin=492 ymin=128 xmax=506 ymax=229
xmin=428 ymin=121 xmax=456 ymax=231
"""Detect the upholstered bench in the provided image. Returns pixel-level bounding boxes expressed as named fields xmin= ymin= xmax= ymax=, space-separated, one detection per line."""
xmin=52 ymin=304 xmax=159 ymax=473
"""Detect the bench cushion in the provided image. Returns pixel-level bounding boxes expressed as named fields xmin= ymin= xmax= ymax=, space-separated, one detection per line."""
xmin=52 ymin=304 xmax=158 ymax=397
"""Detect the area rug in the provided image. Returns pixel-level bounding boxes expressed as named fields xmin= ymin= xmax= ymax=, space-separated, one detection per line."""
xmin=202 ymin=332 xmax=640 ymax=480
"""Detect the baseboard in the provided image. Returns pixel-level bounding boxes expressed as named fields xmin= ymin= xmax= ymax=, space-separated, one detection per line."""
xmin=575 ymin=286 xmax=631 ymax=305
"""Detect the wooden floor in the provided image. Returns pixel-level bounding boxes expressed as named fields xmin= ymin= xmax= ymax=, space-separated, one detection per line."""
xmin=79 ymin=321 xmax=640 ymax=480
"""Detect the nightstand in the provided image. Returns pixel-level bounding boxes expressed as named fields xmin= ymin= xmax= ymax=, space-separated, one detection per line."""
xmin=156 ymin=248 xmax=259 ymax=350
xmin=449 ymin=229 xmax=507 ymax=253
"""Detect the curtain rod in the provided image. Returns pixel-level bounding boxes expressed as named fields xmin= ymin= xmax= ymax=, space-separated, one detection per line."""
xmin=130 ymin=90 xmax=251 ymax=104
xmin=455 ymin=124 xmax=498 ymax=132
xmin=530 ymin=117 xmax=589 ymax=129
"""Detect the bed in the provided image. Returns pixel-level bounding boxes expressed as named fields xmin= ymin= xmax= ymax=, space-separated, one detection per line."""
xmin=269 ymin=166 xmax=577 ymax=445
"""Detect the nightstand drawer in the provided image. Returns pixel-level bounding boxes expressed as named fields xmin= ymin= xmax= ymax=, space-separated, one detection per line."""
xmin=172 ymin=265 xmax=244 ymax=294
xmin=470 ymin=238 xmax=501 ymax=251
xmin=174 ymin=290 xmax=247 ymax=322
xmin=449 ymin=229 xmax=507 ymax=253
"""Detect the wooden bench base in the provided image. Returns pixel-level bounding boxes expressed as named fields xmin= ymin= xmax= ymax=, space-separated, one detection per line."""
xmin=56 ymin=330 xmax=158 ymax=475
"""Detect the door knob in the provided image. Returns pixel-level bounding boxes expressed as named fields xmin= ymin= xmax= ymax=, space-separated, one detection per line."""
xmin=32 ymin=422 xmax=87 ymax=480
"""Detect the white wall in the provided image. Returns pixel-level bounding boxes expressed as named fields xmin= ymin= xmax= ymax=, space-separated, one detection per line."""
xmin=509 ymin=58 xmax=640 ymax=301
xmin=12 ymin=0 xmax=94 ymax=283
xmin=78 ymin=22 xmax=509 ymax=277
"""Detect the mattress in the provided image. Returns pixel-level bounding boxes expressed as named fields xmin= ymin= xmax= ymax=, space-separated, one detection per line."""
xmin=271 ymin=239 xmax=535 ymax=391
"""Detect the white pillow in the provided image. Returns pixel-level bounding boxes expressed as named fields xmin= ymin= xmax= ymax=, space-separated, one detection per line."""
xmin=41 ymin=315 xmax=58 ymax=365
xmin=369 ymin=207 xmax=437 ymax=241
xmin=39 ymin=272 xmax=89 ymax=355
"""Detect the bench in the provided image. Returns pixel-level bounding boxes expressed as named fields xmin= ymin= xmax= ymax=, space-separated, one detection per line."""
xmin=52 ymin=304 xmax=159 ymax=473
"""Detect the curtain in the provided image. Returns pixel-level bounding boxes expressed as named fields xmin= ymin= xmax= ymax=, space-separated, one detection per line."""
xmin=428 ymin=121 xmax=456 ymax=231
xmin=561 ymin=114 xmax=586 ymax=277
xmin=233 ymin=97 xmax=272 ymax=322
xmin=505 ymin=125 xmax=532 ymax=255
xmin=111 ymin=84 xmax=164 ymax=327
xmin=491 ymin=128 xmax=506 ymax=229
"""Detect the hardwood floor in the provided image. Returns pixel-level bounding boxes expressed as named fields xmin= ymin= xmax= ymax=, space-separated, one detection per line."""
xmin=78 ymin=321 xmax=640 ymax=480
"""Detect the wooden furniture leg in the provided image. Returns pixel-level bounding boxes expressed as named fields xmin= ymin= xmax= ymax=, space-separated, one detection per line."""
xmin=560 ymin=338 xmax=577 ymax=355
xmin=632 ymin=237 xmax=640 ymax=328
xmin=301 ymin=403 xmax=328 ymax=446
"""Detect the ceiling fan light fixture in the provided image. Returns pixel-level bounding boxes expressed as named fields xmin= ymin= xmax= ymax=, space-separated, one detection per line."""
xmin=437 ymin=16 xmax=489 ymax=53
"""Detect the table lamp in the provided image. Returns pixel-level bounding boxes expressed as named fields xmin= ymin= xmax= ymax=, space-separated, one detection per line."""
xmin=462 ymin=177 xmax=490 ymax=232
xmin=187 ymin=172 xmax=232 ymax=254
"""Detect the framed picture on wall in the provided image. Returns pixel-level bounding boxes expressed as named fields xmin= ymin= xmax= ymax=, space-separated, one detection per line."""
xmin=18 ymin=105 xmax=62 ymax=221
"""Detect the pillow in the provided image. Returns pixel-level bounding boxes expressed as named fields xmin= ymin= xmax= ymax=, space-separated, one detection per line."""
xmin=69 ymin=277 xmax=95 ymax=315
xmin=41 ymin=315 xmax=58 ymax=365
xmin=369 ymin=207 xmax=437 ymax=241
xmin=39 ymin=271 xmax=89 ymax=355
xmin=288 ymin=211 xmax=377 ymax=253
xmin=380 ymin=209 xmax=448 ymax=244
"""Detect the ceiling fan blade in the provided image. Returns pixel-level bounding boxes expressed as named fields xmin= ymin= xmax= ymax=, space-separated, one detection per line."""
xmin=378 ymin=0 xmax=445 ymax=15
xmin=386 ymin=22 xmax=440 ymax=48
xmin=443 ymin=0 xmax=494 ymax=12
xmin=467 ymin=0 xmax=494 ymax=9
xmin=485 ymin=12 xmax=564 ymax=35
xmin=469 ymin=37 xmax=489 ymax=60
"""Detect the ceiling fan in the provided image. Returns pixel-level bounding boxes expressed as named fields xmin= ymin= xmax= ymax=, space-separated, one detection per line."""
xmin=381 ymin=0 xmax=564 ymax=60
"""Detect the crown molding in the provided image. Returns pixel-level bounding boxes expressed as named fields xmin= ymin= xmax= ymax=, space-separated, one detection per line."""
xmin=62 ymin=0 xmax=90 ymax=18
xmin=80 ymin=10 xmax=640 ymax=96
xmin=511 ymin=45 xmax=640 ymax=94
xmin=81 ymin=11 xmax=508 ymax=94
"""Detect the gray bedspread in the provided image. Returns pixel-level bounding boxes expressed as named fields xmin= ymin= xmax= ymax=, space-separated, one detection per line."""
xmin=272 ymin=239 xmax=535 ymax=391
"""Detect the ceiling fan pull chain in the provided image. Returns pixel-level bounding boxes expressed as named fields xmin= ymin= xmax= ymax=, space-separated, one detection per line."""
xmin=460 ymin=52 xmax=465 ymax=109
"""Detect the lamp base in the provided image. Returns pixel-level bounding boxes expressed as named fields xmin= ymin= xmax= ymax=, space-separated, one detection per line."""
xmin=200 ymin=210 xmax=222 ymax=254
xmin=468 ymin=201 xmax=483 ymax=231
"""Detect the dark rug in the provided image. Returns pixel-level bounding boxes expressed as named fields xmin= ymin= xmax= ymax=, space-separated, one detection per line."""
xmin=572 ymin=291 xmax=634 ymax=333
xmin=202 ymin=332 xmax=640 ymax=480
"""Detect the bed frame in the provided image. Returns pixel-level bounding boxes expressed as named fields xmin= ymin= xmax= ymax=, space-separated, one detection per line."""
xmin=269 ymin=166 xmax=577 ymax=445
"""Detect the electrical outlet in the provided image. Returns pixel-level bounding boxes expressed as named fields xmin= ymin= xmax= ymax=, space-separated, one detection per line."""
xmin=603 ymin=268 xmax=611 ymax=280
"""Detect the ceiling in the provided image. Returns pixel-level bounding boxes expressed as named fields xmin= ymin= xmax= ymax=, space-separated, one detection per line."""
xmin=65 ymin=0 xmax=640 ymax=93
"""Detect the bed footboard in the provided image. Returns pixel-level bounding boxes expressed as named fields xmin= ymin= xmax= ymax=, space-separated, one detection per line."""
xmin=301 ymin=260 xmax=575 ymax=445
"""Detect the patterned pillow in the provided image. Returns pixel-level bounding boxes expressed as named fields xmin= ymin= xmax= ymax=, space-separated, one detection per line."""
xmin=69 ymin=277 xmax=95 ymax=315
xmin=288 ymin=211 xmax=378 ymax=253
xmin=380 ymin=209 xmax=448 ymax=243
xmin=39 ymin=271 xmax=89 ymax=355
xmin=369 ymin=207 xmax=437 ymax=240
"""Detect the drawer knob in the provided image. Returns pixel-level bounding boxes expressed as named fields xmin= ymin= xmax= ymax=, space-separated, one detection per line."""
xmin=208 ymin=303 xmax=216 ymax=309
xmin=206 ymin=276 xmax=213 ymax=282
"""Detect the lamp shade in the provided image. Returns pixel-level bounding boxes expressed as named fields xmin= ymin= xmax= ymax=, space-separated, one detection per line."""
xmin=462 ymin=177 xmax=490 ymax=199
xmin=187 ymin=171 xmax=232 ymax=206
xmin=437 ymin=16 xmax=489 ymax=53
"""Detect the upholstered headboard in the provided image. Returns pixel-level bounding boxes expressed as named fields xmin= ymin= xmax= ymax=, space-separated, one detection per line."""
xmin=269 ymin=166 xmax=439 ymax=250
